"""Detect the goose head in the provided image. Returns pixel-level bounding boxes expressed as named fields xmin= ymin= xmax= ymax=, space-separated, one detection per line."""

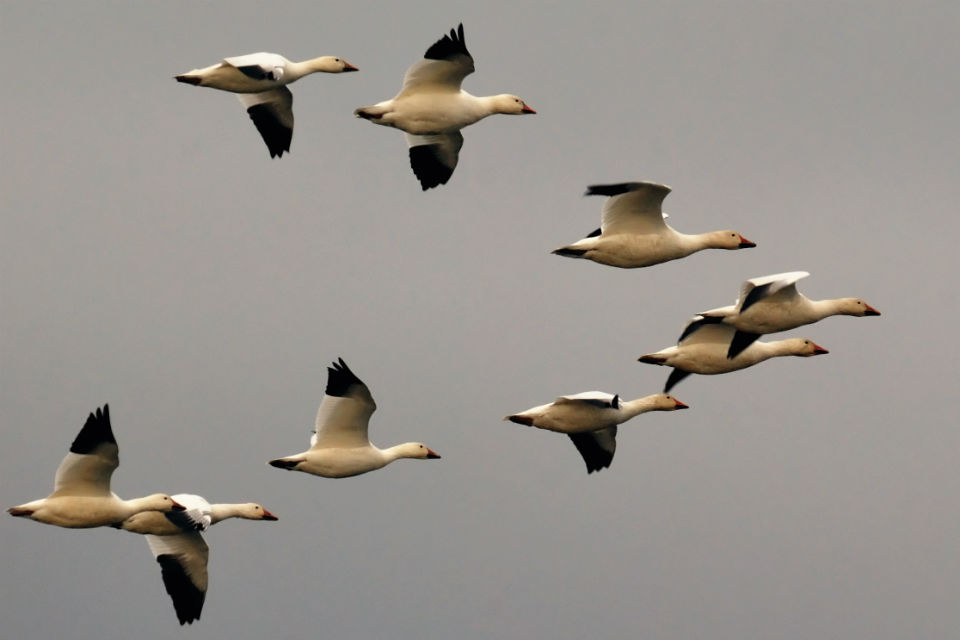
xmin=491 ymin=94 xmax=536 ymax=115
xmin=659 ymin=394 xmax=689 ymax=410
xmin=308 ymin=56 xmax=359 ymax=73
xmin=788 ymin=339 xmax=830 ymax=357
xmin=837 ymin=298 xmax=881 ymax=317
xmin=239 ymin=503 xmax=279 ymax=521
xmin=394 ymin=442 xmax=442 ymax=460
xmin=706 ymin=231 xmax=756 ymax=250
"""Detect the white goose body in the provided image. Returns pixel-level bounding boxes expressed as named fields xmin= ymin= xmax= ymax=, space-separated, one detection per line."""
xmin=505 ymin=392 xmax=688 ymax=473
xmin=268 ymin=358 xmax=440 ymax=478
xmin=639 ymin=324 xmax=829 ymax=392
xmin=7 ymin=405 xmax=183 ymax=528
xmin=176 ymin=52 xmax=358 ymax=158
xmin=117 ymin=494 xmax=277 ymax=625
xmin=686 ymin=271 xmax=881 ymax=358
xmin=354 ymin=24 xmax=535 ymax=190
xmin=553 ymin=182 xmax=755 ymax=268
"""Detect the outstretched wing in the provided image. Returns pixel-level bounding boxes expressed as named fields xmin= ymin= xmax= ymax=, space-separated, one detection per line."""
xmin=736 ymin=271 xmax=810 ymax=313
xmin=406 ymin=132 xmax=464 ymax=190
xmin=146 ymin=532 xmax=210 ymax=625
xmin=310 ymin=358 xmax=377 ymax=449
xmin=52 ymin=405 xmax=118 ymax=497
xmin=400 ymin=24 xmax=475 ymax=95
xmin=237 ymin=87 xmax=294 ymax=158
xmin=567 ymin=427 xmax=617 ymax=474
xmin=585 ymin=182 xmax=671 ymax=235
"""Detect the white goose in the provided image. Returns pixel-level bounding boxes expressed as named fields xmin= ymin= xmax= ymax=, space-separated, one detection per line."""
xmin=268 ymin=358 xmax=440 ymax=478
xmin=7 ymin=405 xmax=184 ymax=528
xmin=354 ymin=24 xmax=536 ymax=190
xmin=505 ymin=392 xmax=688 ymax=473
xmin=552 ymin=182 xmax=756 ymax=268
xmin=116 ymin=494 xmax=278 ymax=625
xmin=176 ymin=52 xmax=358 ymax=158
xmin=681 ymin=271 xmax=881 ymax=358
xmin=639 ymin=323 xmax=829 ymax=392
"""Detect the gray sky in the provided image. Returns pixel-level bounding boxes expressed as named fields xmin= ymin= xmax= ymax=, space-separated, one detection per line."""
xmin=2 ymin=2 xmax=958 ymax=639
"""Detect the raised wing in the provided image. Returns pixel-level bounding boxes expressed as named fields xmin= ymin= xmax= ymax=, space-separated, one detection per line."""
xmin=165 ymin=494 xmax=213 ymax=532
xmin=568 ymin=427 xmax=617 ymax=474
xmin=237 ymin=87 xmax=294 ymax=158
xmin=147 ymin=532 xmax=210 ymax=625
xmin=406 ymin=132 xmax=464 ymax=190
xmin=677 ymin=321 xmax=738 ymax=347
xmin=736 ymin=271 xmax=810 ymax=313
xmin=554 ymin=391 xmax=619 ymax=410
xmin=586 ymin=182 xmax=671 ymax=235
xmin=223 ymin=53 xmax=285 ymax=81
xmin=51 ymin=405 xmax=119 ymax=497
xmin=400 ymin=24 xmax=475 ymax=95
xmin=310 ymin=358 xmax=376 ymax=449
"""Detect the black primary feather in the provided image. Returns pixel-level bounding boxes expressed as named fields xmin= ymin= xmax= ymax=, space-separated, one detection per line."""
xmin=69 ymin=405 xmax=115 ymax=455
xmin=409 ymin=145 xmax=454 ymax=190
xmin=727 ymin=331 xmax=761 ymax=359
xmin=424 ymin=23 xmax=470 ymax=61
xmin=584 ymin=183 xmax=647 ymax=197
xmin=246 ymin=104 xmax=292 ymax=158
xmin=568 ymin=433 xmax=615 ymax=474
xmin=156 ymin=555 xmax=205 ymax=625
xmin=325 ymin=358 xmax=366 ymax=397
xmin=664 ymin=369 xmax=692 ymax=393
xmin=738 ymin=283 xmax=772 ymax=314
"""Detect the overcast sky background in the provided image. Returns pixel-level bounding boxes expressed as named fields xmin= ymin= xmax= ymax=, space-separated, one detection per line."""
xmin=2 ymin=2 xmax=958 ymax=639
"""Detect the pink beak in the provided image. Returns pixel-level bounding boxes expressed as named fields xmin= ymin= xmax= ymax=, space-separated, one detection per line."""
xmin=811 ymin=343 xmax=829 ymax=355
xmin=521 ymin=104 xmax=536 ymax=114
xmin=426 ymin=449 xmax=441 ymax=459
xmin=738 ymin=235 xmax=756 ymax=248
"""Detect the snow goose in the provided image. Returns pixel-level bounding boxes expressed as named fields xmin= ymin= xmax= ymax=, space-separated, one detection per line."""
xmin=552 ymin=182 xmax=756 ymax=268
xmin=680 ymin=271 xmax=881 ymax=358
xmin=7 ymin=405 xmax=184 ymax=528
xmin=354 ymin=24 xmax=536 ymax=190
xmin=116 ymin=494 xmax=278 ymax=625
xmin=176 ymin=52 xmax=358 ymax=158
xmin=268 ymin=358 xmax=440 ymax=478
xmin=505 ymin=392 xmax=688 ymax=473
xmin=639 ymin=323 xmax=829 ymax=392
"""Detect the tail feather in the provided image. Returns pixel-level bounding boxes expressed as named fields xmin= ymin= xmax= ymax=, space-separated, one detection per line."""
xmin=506 ymin=415 xmax=535 ymax=426
xmin=175 ymin=75 xmax=202 ymax=86
xmin=354 ymin=106 xmax=385 ymax=120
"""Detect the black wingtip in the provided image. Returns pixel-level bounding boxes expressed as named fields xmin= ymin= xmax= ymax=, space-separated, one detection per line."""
xmin=678 ymin=316 xmax=721 ymax=343
xmin=245 ymin=104 xmax=291 ymax=158
xmin=552 ymin=247 xmax=588 ymax=257
xmin=584 ymin=182 xmax=646 ymax=197
xmin=726 ymin=331 xmax=761 ymax=359
xmin=664 ymin=369 xmax=692 ymax=393
xmin=325 ymin=358 xmax=365 ymax=397
xmin=69 ymin=404 xmax=116 ymax=454
xmin=424 ymin=23 xmax=470 ymax=61
xmin=409 ymin=145 xmax=454 ymax=190
xmin=156 ymin=555 xmax=205 ymax=625
xmin=567 ymin=433 xmax=614 ymax=474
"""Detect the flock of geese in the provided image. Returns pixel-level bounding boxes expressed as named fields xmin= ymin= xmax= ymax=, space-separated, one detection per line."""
xmin=8 ymin=24 xmax=881 ymax=626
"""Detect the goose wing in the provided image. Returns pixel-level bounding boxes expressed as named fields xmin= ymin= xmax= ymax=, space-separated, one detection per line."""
xmin=399 ymin=24 xmax=474 ymax=95
xmin=146 ymin=531 xmax=210 ymax=625
xmin=406 ymin=132 xmax=464 ymax=190
xmin=554 ymin=391 xmax=620 ymax=410
xmin=586 ymin=182 xmax=671 ymax=235
xmin=237 ymin=87 xmax=294 ymax=158
xmin=567 ymin=427 xmax=617 ymax=474
xmin=736 ymin=271 xmax=810 ymax=313
xmin=223 ymin=53 xmax=286 ymax=81
xmin=310 ymin=358 xmax=376 ymax=449
xmin=51 ymin=405 xmax=118 ymax=497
